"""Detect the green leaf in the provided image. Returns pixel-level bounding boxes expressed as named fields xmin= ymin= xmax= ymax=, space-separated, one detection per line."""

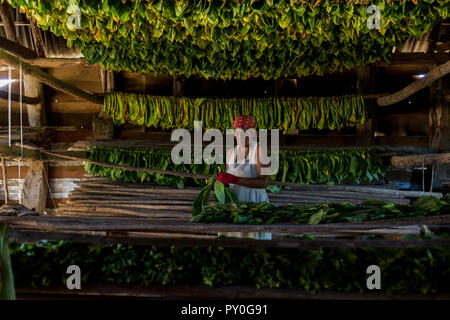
xmin=214 ymin=180 xmax=226 ymax=204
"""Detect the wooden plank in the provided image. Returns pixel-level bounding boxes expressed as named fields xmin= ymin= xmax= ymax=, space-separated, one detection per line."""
xmin=7 ymin=229 xmax=450 ymax=249
xmin=21 ymin=160 xmax=48 ymax=213
xmin=429 ymin=75 xmax=449 ymax=152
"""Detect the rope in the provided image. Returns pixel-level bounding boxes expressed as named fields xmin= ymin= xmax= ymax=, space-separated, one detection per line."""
xmin=18 ymin=62 xmax=23 ymax=204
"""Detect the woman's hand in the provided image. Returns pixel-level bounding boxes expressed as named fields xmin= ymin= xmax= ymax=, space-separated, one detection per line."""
xmin=217 ymin=172 xmax=240 ymax=185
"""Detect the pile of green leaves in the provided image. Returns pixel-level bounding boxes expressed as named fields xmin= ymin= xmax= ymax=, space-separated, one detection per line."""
xmin=85 ymin=146 xmax=384 ymax=188
xmin=9 ymin=1 xmax=448 ymax=79
xmin=192 ymin=195 xmax=450 ymax=224
xmin=105 ymin=93 xmax=367 ymax=132
xmin=0 ymin=225 xmax=15 ymax=300
xmin=9 ymin=237 xmax=450 ymax=294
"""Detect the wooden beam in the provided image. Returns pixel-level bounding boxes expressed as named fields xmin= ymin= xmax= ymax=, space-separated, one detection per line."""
xmin=0 ymin=89 xmax=40 ymax=105
xmin=377 ymin=60 xmax=450 ymax=106
xmin=1 ymin=157 xmax=8 ymax=204
xmin=374 ymin=53 xmax=450 ymax=66
xmin=0 ymin=48 xmax=104 ymax=105
xmin=391 ymin=153 xmax=450 ymax=167
xmin=0 ymin=3 xmax=16 ymax=42
xmin=0 ymin=35 xmax=37 ymax=59
xmin=29 ymin=20 xmax=46 ymax=58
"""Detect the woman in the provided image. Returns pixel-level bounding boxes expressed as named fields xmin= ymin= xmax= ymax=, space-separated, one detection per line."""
xmin=216 ymin=115 xmax=272 ymax=240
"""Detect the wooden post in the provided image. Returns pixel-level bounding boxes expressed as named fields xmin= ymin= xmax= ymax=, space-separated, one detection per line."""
xmin=1 ymin=157 xmax=8 ymax=204
xmin=21 ymin=160 xmax=48 ymax=213
xmin=0 ymin=3 xmax=17 ymax=42
xmin=24 ymin=74 xmax=46 ymax=126
xmin=356 ymin=66 xmax=375 ymax=146
xmin=429 ymin=74 xmax=449 ymax=152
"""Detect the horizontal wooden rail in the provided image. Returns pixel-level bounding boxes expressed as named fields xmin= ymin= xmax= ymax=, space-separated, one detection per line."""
xmin=7 ymin=229 xmax=450 ymax=248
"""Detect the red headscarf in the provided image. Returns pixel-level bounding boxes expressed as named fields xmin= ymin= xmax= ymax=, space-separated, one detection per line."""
xmin=233 ymin=115 xmax=255 ymax=130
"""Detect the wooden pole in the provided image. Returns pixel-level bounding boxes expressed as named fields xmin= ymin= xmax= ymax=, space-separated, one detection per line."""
xmin=0 ymin=3 xmax=17 ymax=42
xmin=377 ymin=60 xmax=450 ymax=106
xmin=0 ymin=48 xmax=104 ymax=105
xmin=1 ymin=157 xmax=8 ymax=204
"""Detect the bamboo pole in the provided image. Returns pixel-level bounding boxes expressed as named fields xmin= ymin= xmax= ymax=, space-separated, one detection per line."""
xmin=0 ymin=48 xmax=104 ymax=105
xmin=1 ymin=157 xmax=8 ymax=204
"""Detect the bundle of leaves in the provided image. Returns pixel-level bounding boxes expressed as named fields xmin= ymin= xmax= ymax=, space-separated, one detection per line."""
xmin=85 ymin=146 xmax=385 ymax=188
xmin=192 ymin=195 xmax=450 ymax=224
xmin=9 ymin=0 xmax=449 ymax=79
xmin=9 ymin=236 xmax=450 ymax=294
xmin=105 ymin=93 xmax=367 ymax=132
